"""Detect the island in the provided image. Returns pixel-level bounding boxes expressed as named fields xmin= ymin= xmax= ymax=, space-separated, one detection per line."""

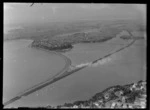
xmin=31 ymin=27 xmax=121 ymax=52
xmin=30 ymin=20 xmax=145 ymax=52
xmin=4 ymin=20 xmax=146 ymax=108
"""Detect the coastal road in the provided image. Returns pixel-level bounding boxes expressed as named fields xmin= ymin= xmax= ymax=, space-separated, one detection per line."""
xmin=3 ymin=30 xmax=136 ymax=107
xmin=3 ymin=48 xmax=72 ymax=107
xmin=3 ymin=60 xmax=85 ymax=107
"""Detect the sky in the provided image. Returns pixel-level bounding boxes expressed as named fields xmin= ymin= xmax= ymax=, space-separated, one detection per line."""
xmin=4 ymin=3 xmax=146 ymax=25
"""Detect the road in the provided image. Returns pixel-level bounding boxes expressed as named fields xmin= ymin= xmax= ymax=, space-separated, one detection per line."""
xmin=3 ymin=30 xmax=136 ymax=107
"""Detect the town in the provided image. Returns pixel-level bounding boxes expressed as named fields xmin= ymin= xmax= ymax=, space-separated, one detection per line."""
xmin=47 ymin=80 xmax=147 ymax=108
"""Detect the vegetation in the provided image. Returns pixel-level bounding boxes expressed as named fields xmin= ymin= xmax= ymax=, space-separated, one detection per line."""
xmin=4 ymin=19 xmax=145 ymax=41
xmin=29 ymin=19 xmax=145 ymax=52
xmin=4 ymin=19 xmax=146 ymax=109
xmin=47 ymin=80 xmax=146 ymax=108
xmin=16 ymin=80 xmax=146 ymax=109
xmin=31 ymin=27 xmax=119 ymax=52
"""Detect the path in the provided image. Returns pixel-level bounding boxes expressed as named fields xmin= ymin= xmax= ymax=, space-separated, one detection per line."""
xmin=3 ymin=30 xmax=136 ymax=107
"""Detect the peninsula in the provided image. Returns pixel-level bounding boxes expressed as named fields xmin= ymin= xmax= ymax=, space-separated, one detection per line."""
xmin=31 ymin=27 xmax=121 ymax=52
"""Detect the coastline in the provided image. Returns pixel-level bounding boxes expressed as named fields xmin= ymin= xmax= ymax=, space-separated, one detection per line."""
xmin=47 ymin=80 xmax=146 ymax=109
xmin=30 ymin=46 xmax=72 ymax=78
xmin=4 ymin=31 xmax=139 ymax=107
xmin=3 ymin=43 xmax=72 ymax=107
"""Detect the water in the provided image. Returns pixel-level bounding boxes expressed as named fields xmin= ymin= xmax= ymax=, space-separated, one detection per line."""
xmin=3 ymin=39 xmax=66 ymax=108
xmin=3 ymin=32 xmax=146 ymax=108
xmin=45 ymin=35 xmax=146 ymax=106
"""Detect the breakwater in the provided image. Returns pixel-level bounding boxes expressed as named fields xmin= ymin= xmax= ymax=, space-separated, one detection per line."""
xmin=4 ymin=31 xmax=136 ymax=107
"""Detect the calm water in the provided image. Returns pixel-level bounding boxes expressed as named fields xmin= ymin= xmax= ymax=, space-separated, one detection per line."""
xmin=3 ymin=39 xmax=66 ymax=107
xmin=3 ymin=32 xmax=146 ymax=108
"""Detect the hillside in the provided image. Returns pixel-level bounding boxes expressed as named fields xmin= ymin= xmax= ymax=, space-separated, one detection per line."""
xmin=18 ymin=80 xmax=146 ymax=109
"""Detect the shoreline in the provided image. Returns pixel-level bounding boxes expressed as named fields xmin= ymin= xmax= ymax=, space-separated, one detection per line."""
xmin=3 ymin=43 xmax=72 ymax=107
xmin=49 ymin=80 xmax=146 ymax=108
xmin=4 ymin=31 xmax=138 ymax=107
xmin=30 ymin=46 xmax=72 ymax=78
